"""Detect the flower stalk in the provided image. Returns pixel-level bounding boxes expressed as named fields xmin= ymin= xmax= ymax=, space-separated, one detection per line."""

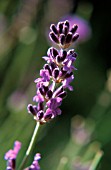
xmin=18 ymin=122 xmax=40 ymax=170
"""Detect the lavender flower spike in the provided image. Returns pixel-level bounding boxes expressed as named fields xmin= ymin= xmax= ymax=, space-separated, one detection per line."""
xmin=4 ymin=141 xmax=21 ymax=170
xmin=25 ymin=153 xmax=41 ymax=170
xmin=27 ymin=20 xmax=79 ymax=124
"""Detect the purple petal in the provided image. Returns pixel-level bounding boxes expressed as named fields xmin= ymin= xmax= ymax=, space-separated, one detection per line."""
xmin=55 ymin=108 xmax=62 ymax=115
xmin=47 ymin=97 xmax=62 ymax=109
xmin=33 ymin=91 xmax=44 ymax=102
xmin=42 ymin=56 xmax=50 ymax=62
xmin=44 ymin=108 xmax=54 ymax=120
xmin=62 ymin=75 xmax=74 ymax=91
xmin=40 ymin=69 xmax=50 ymax=82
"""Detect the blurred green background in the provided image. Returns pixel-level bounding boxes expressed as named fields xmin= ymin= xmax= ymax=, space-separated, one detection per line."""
xmin=0 ymin=0 xmax=111 ymax=169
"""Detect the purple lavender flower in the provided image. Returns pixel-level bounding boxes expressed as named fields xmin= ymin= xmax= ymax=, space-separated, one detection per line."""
xmin=44 ymin=97 xmax=62 ymax=119
xmin=4 ymin=141 xmax=21 ymax=170
xmin=62 ymin=74 xmax=74 ymax=91
xmin=33 ymin=89 xmax=45 ymax=103
xmin=34 ymin=69 xmax=50 ymax=87
xmin=62 ymin=49 xmax=77 ymax=72
xmin=27 ymin=20 xmax=79 ymax=124
xmin=25 ymin=153 xmax=41 ymax=170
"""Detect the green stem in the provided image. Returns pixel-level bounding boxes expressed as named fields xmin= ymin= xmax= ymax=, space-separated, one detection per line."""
xmin=18 ymin=122 xmax=40 ymax=170
xmin=89 ymin=150 xmax=103 ymax=170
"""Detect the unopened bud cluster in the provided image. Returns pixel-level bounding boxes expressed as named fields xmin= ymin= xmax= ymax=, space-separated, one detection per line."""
xmin=49 ymin=20 xmax=79 ymax=49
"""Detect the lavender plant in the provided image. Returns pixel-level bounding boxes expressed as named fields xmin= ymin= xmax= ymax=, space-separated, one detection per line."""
xmin=4 ymin=20 xmax=79 ymax=170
